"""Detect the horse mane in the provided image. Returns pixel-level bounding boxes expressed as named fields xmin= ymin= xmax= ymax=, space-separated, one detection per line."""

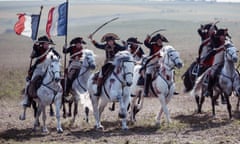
xmin=162 ymin=45 xmax=176 ymax=56
xmin=113 ymin=50 xmax=133 ymax=66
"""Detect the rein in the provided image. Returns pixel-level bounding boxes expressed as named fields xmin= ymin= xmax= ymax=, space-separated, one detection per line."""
xmin=103 ymin=59 xmax=134 ymax=100
xmin=76 ymin=64 xmax=91 ymax=92
xmin=41 ymin=61 xmax=61 ymax=104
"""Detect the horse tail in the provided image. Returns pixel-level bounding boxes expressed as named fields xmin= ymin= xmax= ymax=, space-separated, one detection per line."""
xmin=190 ymin=72 xmax=205 ymax=97
xmin=182 ymin=61 xmax=197 ymax=93
xmin=79 ymin=92 xmax=93 ymax=112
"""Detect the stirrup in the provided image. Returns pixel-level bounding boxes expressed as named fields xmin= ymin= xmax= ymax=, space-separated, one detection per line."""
xmin=192 ymin=64 xmax=199 ymax=76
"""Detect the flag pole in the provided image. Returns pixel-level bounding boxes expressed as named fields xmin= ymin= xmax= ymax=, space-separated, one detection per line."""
xmin=29 ymin=5 xmax=43 ymax=73
xmin=63 ymin=0 xmax=69 ymax=96
xmin=35 ymin=5 xmax=43 ymax=40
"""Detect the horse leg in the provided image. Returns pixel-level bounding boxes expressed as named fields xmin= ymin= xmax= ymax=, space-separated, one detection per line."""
xmin=49 ymin=104 xmax=55 ymax=117
xmin=41 ymin=105 xmax=48 ymax=133
xmin=236 ymin=97 xmax=240 ymax=111
xmin=90 ymin=94 xmax=102 ymax=129
xmin=119 ymin=93 xmax=131 ymax=130
xmin=225 ymin=94 xmax=232 ymax=119
xmin=71 ymin=99 xmax=79 ymax=126
xmin=129 ymin=94 xmax=137 ymax=123
xmin=199 ymin=94 xmax=205 ymax=113
xmin=97 ymin=99 xmax=108 ymax=130
xmin=32 ymin=101 xmax=37 ymax=118
xmin=157 ymin=94 xmax=171 ymax=125
xmin=133 ymin=90 xmax=144 ymax=122
xmin=67 ymin=101 xmax=72 ymax=117
xmin=84 ymin=106 xmax=89 ymax=123
xmin=33 ymin=104 xmax=41 ymax=131
xmin=211 ymin=94 xmax=218 ymax=118
xmin=109 ymin=102 xmax=115 ymax=111
xmin=19 ymin=106 xmax=28 ymax=120
xmin=62 ymin=99 xmax=67 ymax=119
xmin=56 ymin=98 xmax=63 ymax=133
xmin=195 ymin=94 xmax=201 ymax=113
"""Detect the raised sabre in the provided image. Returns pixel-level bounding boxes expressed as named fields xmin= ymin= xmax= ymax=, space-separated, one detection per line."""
xmin=90 ymin=17 xmax=119 ymax=37
xmin=210 ymin=20 xmax=220 ymax=30
xmin=149 ymin=29 xmax=166 ymax=37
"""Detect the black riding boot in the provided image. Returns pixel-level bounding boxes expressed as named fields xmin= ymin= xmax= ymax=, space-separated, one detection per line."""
xmin=64 ymin=78 xmax=73 ymax=96
xmin=203 ymin=75 xmax=212 ymax=97
xmin=94 ymin=77 xmax=103 ymax=96
xmin=144 ymin=74 xmax=152 ymax=97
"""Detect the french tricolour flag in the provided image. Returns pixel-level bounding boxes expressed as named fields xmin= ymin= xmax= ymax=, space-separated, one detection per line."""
xmin=14 ymin=13 xmax=40 ymax=40
xmin=46 ymin=2 xmax=67 ymax=38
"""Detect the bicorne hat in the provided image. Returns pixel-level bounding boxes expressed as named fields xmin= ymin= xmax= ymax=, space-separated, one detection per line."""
xmin=101 ymin=33 xmax=120 ymax=42
xmin=150 ymin=33 xmax=169 ymax=43
xmin=36 ymin=35 xmax=55 ymax=45
xmin=70 ymin=37 xmax=86 ymax=47
xmin=127 ymin=37 xmax=143 ymax=45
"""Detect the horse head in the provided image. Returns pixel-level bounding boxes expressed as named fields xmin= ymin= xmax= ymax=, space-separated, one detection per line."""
xmin=224 ymin=41 xmax=238 ymax=63
xmin=198 ymin=23 xmax=218 ymax=41
xmin=48 ymin=54 xmax=61 ymax=83
xmin=113 ymin=50 xmax=135 ymax=87
xmin=162 ymin=45 xmax=183 ymax=69
xmin=82 ymin=49 xmax=96 ymax=70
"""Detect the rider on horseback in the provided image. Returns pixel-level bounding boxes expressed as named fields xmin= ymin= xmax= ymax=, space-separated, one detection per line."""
xmin=88 ymin=33 xmax=126 ymax=96
xmin=197 ymin=23 xmax=218 ymax=67
xmin=203 ymin=28 xmax=230 ymax=98
xmin=126 ymin=37 xmax=145 ymax=63
xmin=23 ymin=35 xmax=61 ymax=107
xmin=127 ymin=37 xmax=145 ymax=86
xmin=143 ymin=33 xmax=168 ymax=97
xmin=63 ymin=37 xmax=86 ymax=96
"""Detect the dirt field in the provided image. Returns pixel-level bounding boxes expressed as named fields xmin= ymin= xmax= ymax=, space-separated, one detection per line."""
xmin=1 ymin=94 xmax=240 ymax=144
xmin=1 ymin=1 xmax=240 ymax=144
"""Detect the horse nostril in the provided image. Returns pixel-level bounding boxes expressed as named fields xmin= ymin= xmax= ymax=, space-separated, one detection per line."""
xmin=127 ymin=82 xmax=132 ymax=87
xmin=177 ymin=63 xmax=183 ymax=69
xmin=91 ymin=65 xmax=96 ymax=70
xmin=233 ymin=57 xmax=238 ymax=63
xmin=55 ymin=78 xmax=60 ymax=82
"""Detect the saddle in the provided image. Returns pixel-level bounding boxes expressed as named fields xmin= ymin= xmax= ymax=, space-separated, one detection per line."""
xmin=92 ymin=64 xmax=115 ymax=84
xmin=27 ymin=75 xmax=43 ymax=98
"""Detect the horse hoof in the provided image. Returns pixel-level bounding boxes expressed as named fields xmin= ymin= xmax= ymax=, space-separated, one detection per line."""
xmin=42 ymin=128 xmax=49 ymax=133
xmin=122 ymin=127 xmax=129 ymax=131
xmin=19 ymin=115 xmax=26 ymax=121
xmin=57 ymin=128 xmax=63 ymax=133
xmin=49 ymin=112 xmax=55 ymax=117
xmin=118 ymin=113 xmax=126 ymax=119
xmin=95 ymin=125 xmax=104 ymax=131
xmin=155 ymin=122 xmax=161 ymax=128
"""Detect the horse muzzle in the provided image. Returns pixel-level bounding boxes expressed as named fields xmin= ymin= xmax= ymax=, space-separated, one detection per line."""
xmin=54 ymin=78 xmax=61 ymax=83
xmin=176 ymin=62 xmax=183 ymax=69
xmin=126 ymin=82 xmax=132 ymax=87
xmin=90 ymin=65 xmax=96 ymax=70
xmin=233 ymin=57 xmax=238 ymax=63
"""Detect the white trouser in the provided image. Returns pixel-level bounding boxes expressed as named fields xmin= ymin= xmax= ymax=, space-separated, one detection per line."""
xmin=22 ymin=62 xmax=47 ymax=106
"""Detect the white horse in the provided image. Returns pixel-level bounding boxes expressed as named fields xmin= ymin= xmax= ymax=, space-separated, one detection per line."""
xmin=151 ymin=45 xmax=183 ymax=125
xmin=191 ymin=41 xmax=238 ymax=118
xmin=62 ymin=49 xmax=96 ymax=124
xmin=130 ymin=45 xmax=183 ymax=125
xmin=87 ymin=50 xmax=135 ymax=130
xmin=129 ymin=64 xmax=144 ymax=123
xmin=20 ymin=52 xmax=63 ymax=133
